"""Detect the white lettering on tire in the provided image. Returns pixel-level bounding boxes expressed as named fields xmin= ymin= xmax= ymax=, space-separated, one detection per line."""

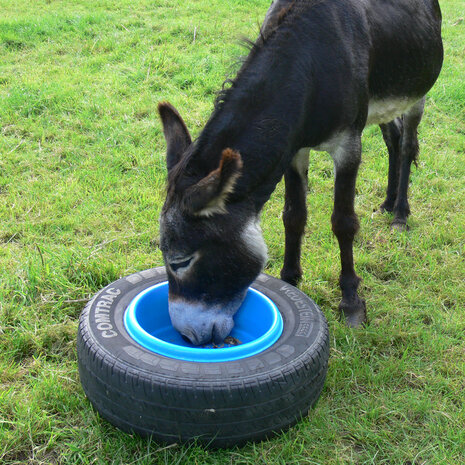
xmin=93 ymin=288 xmax=121 ymax=338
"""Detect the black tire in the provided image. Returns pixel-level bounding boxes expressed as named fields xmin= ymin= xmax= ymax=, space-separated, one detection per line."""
xmin=77 ymin=267 xmax=329 ymax=448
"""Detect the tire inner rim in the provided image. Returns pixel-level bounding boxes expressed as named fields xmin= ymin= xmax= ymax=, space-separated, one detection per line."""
xmin=124 ymin=282 xmax=284 ymax=362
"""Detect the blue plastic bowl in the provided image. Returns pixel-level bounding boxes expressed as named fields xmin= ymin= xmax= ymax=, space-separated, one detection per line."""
xmin=124 ymin=282 xmax=283 ymax=362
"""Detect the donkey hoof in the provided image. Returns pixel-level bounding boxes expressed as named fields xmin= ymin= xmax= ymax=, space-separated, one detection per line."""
xmin=379 ymin=202 xmax=394 ymax=214
xmin=339 ymin=298 xmax=367 ymax=328
xmin=280 ymin=268 xmax=302 ymax=287
xmin=390 ymin=220 xmax=409 ymax=232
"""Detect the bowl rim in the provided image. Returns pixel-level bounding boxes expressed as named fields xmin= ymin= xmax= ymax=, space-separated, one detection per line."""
xmin=123 ymin=282 xmax=284 ymax=362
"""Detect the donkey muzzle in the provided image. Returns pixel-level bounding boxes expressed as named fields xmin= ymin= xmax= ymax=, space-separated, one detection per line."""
xmin=168 ymin=298 xmax=242 ymax=346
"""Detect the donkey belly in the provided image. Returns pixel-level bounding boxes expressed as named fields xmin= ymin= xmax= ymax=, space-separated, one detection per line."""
xmin=366 ymin=0 xmax=443 ymax=101
xmin=365 ymin=97 xmax=419 ymax=126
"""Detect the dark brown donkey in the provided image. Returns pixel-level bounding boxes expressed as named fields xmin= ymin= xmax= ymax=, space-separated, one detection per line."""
xmin=158 ymin=0 xmax=443 ymax=345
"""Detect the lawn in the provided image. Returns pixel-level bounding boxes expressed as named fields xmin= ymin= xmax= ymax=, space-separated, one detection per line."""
xmin=1 ymin=0 xmax=464 ymax=464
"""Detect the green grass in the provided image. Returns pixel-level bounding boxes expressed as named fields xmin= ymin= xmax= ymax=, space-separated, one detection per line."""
xmin=1 ymin=0 xmax=464 ymax=463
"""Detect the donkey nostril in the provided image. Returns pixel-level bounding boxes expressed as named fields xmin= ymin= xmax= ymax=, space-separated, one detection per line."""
xmin=182 ymin=334 xmax=193 ymax=344
xmin=181 ymin=330 xmax=200 ymax=346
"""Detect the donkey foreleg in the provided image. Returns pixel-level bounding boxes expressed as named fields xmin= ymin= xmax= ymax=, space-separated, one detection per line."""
xmin=281 ymin=148 xmax=309 ymax=286
xmin=331 ymin=133 xmax=367 ymax=327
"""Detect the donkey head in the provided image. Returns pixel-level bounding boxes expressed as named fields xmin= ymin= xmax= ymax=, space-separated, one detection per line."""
xmin=158 ymin=103 xmax=267 ymax=345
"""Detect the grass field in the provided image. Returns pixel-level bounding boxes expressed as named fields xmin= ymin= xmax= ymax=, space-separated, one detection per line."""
xmin=1 ymin=0 xmax=464 ymax=463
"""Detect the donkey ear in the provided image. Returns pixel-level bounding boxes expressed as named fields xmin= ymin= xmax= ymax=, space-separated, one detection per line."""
xmin=183 ymin=149 xmax=243 ymax=217
xmin=158 ymin=102 xmax=192 ymax=171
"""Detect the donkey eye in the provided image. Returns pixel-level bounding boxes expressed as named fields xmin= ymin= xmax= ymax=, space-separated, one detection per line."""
xmin=170 ymin=257 xmax=193 ymax=273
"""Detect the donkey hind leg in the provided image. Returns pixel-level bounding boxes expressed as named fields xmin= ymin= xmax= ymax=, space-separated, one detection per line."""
xmin=281 ymin=148 xmax=309 ymax=286
xmin=331 ymin=133 xmax=367 ymax=327
xmin=379 ymin=118 xmax=403 ymax=213
xmin=391 ymin=97 xmax=426 ymax=231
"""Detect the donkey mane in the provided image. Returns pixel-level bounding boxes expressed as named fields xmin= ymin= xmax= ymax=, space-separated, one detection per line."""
xmin=214 ymin=1 xmax=300 ymax=112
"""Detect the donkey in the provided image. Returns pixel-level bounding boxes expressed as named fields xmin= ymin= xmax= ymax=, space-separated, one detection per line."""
xmin=158 ymin=0 xmax=443 ymax=345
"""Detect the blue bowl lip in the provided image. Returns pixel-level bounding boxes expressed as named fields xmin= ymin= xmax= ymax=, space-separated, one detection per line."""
xmin=123 ymin=282 xmax=284 ymax=363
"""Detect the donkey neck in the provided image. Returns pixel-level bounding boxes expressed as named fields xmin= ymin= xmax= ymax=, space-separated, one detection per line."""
xmin=193 ymin=52 xmax=311 ymax=213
